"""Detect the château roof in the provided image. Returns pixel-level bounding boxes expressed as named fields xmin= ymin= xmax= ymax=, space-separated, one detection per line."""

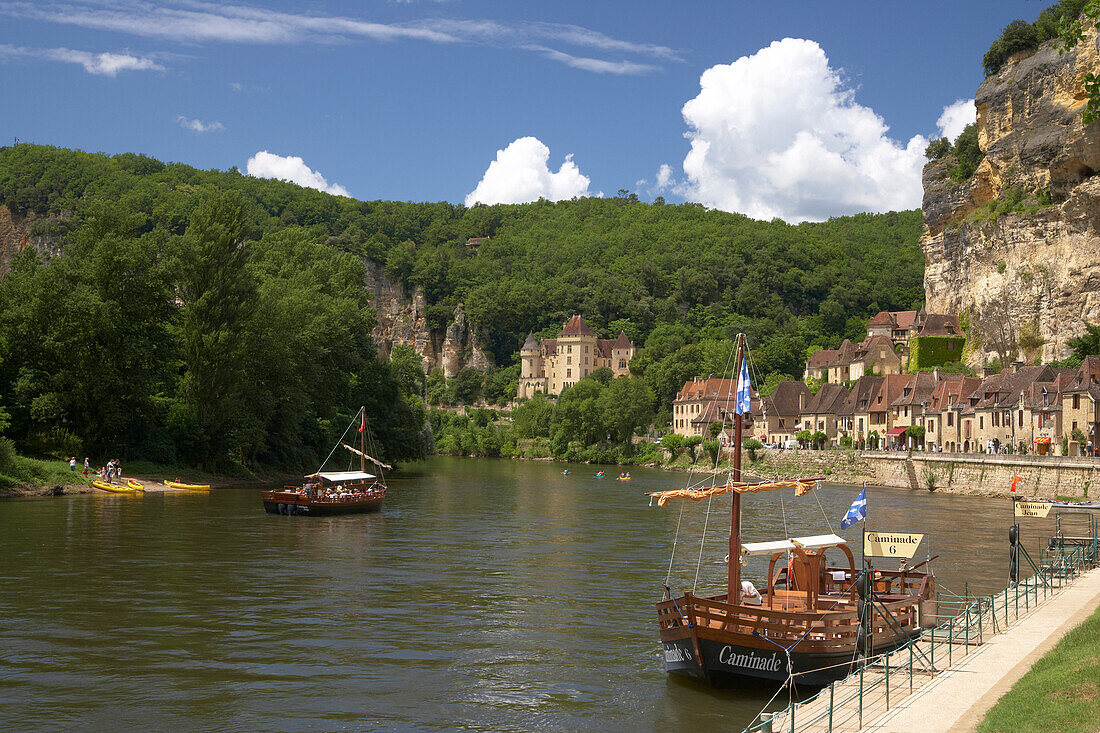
xmin=612 ymin=331 xmax=633 ymax=349
xmin=521 ymin=332 xmax=540 ymax=351
xmin=559 ymin=315 xmax=595 ymax=337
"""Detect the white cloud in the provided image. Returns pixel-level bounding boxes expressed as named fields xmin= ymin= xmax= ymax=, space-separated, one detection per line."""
xmin=0 ymin=1 xmax=678 ymax=73
xmin=0 ymin=43 xmax=163 ymax=76
xmin=465 ymin=137 xmax=592 ymax=206
xmin=679 ymin=38 xmax=927 ymax=223
xmin=936 ymin=99 xmax=976 ymax=142
xmin=655 ymin=163 xmax=673 ymax=189
xmin=525 ymin=45 xmax=656 ymax=75
xmin=176 ymin=115 xmax=225 ymax=133
xmin=246 ymin=151 xmax=350 ymax=197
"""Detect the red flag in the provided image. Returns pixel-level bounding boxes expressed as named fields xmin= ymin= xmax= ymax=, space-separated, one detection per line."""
xmin=1010 ymin=474 xmax=1021 ymax=493
xmin=358 ymin=414 xmax=365 ymax=433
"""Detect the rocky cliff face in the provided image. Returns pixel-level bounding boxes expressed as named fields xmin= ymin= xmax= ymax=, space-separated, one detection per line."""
xmin=362 ymin=261 xmax=493 ymax=377
xmin=922 ymin=25 xmax=1100 ymax=363
xmin=0 ymin=204 xmax=65 ymax=277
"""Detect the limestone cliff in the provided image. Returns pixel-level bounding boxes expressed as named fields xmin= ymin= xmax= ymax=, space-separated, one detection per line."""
xmin=0 ymin=204 xmax=65 ymax=277
xmin=922 ymin=24 xmax=1100 ymax=363
xmin=362 ymin=261 xmax=493 ymax=377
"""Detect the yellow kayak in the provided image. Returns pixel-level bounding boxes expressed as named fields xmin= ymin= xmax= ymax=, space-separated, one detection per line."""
xmin=164 ymin=480 xmax=211 ymax=491
xmin=94 ymin=480 xmax=139 ymax=494
xmin=126 ymin=479 xmax=144 ymax=491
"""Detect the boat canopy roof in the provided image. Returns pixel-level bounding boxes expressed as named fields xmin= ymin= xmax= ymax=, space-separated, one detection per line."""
xmin=741 ymin=534 xmax=847 ymax=556
xmin=307 ymin=471 xmax=375 ymax=482
xmin=742 ymin=540 xmax=797 ymax=556
xmin=793 ymin=533 xmax=848 ymax=550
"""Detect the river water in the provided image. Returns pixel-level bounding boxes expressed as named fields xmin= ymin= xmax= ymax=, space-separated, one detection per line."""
xmin=0 ymin=457 xmax=1065 ymax=732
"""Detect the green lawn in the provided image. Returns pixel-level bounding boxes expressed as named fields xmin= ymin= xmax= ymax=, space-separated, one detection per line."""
xmin=0 ymin=454 xmax=94 ymax=491
xmin=977 ymin=602 xmax=1100 ymax=733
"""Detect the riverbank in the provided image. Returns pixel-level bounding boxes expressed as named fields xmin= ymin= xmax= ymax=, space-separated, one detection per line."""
xmin=0 ymin=454 xmax=299 ymax=499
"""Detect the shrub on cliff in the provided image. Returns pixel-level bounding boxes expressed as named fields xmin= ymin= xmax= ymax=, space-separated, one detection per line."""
xmin=949 ymin=124 xmax=984 ymax=181
xmin=982 ymin=1 xmax=1091 ymax=77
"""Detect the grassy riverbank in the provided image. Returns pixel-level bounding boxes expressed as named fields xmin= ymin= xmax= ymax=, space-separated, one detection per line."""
xmin=0 ymin=451 xmax=95 ymax=496
xmin=977 ymin=602 xmax=1100 ymax=733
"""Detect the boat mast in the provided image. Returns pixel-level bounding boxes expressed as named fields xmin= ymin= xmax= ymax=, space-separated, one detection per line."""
xmin=728 ymin=333 xmax=745 ymax=607
xmin=360 ymin=406 xmax=366 ymax=475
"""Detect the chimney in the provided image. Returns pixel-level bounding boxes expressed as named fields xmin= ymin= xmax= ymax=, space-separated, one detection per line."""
xmin=1013 ymin=361 xmax=1024 ymax=374
xmin=933 ymin=367 xmax=939 ymax=381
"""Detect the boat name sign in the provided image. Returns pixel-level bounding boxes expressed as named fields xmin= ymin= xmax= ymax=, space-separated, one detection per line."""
xmin=863 ymin=532 xmax=924 ymax=559
xmin=717 ymin=646 xmax=783 ymax=672
xmin=1014 ymin=500 xmax=1053 ymax=518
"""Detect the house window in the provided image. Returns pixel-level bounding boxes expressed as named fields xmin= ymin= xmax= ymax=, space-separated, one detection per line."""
xmin=567 ymin=356 xmax=572 ymax=365
xmin=568 ymin=345 xmax=572 ymax=353
xmin=979 ymin=416 xmax=984 ymax=429
xmin=566 ymin=369 xmax=571 ymax=378
xmin=585 ymin=345 xmax=589 ymax=353
xmin=904 ymin=406 xmax=908 ymax=417
xmin=779 ymin=418 xmax=785 ymax=428
xmin=618 ymin=359 xmax=627 ymax=369
xmin=1019 ymin=410 xmax=1024 ymax=427
xmin=585 ymin=357 xmax=589 ymax=365
xmin=858 ymin=418 xmax=864 ymax=431
xmin=1073 ymin=421 xmax=1078 ymax=430
xmin=1074 ymin=395 xmax=1080 ymax=410
xmin=929 ymin=419 xmax=935 ymax=431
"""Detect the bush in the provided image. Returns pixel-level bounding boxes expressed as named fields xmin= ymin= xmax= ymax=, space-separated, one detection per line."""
xmin=0 ymin=437 xmax=15 ymax=474
xmin=742 ymin=438 xmax=762 ymax=462
xmin=949 ymin=124 xmax=984 ymax=181
xmin=983 ymin=19 xmax=1039 ymax=76
xmin=925 ymin=137 xmax=951 ymax=161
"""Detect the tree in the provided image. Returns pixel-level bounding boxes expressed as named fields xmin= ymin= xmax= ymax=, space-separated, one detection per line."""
xmin=684 ymin=435 xmax=704 ymax=464
xmin=661 ymin=433 xmax=685 ymax=461
xmin=1068 ymin=322 xmax=1100 ymax=360
xmin=795 ymin=429 xmax=812 ymax=447
xmin=1056 ymin=0 xmax=1100 ymax=123
xmin=512 ymin=393 xmax=555 ymax=439
xmin=702 ymin=439 xmax=721 ymax=465
xmin=984 ymin=19 xmax=1039 ymax=76
xmin=389 ymin=344 xmax=426 ymax=398
xmin=975 ymin=285 xmax=1018 ymax=369
xmin=599 ymin=377 xmax=655 ymax=452
xmin=811 ymin=430 xmax=828 ymax=449
xmin=451 ymin=366 xmax=484 ymax=405
xmin=925 ymin=137 xmax=951 ymax=160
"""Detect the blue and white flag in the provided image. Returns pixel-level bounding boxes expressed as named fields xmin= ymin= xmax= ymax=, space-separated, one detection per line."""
xmin=735 ymin=356 xmax=751 ymax=416
xmin=840 ymin=487 xmax=867 ymax=529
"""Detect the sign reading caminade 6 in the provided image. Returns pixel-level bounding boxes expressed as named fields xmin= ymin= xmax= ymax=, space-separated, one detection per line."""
xmin=863 ymin=532 xmax=924 ymax=559
xmin=1014 ymin=500 xmax=1053 ymax=518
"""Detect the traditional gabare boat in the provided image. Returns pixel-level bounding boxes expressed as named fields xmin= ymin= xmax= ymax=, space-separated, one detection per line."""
xmin=650 ymin=335 xmax=935 ymax=687
xmin=262 ymin=406 xmax=388 ymax=517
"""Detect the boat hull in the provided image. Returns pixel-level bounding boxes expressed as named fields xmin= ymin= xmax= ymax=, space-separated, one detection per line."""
xmin=262 ymin=490 xmax=384 ymax=516
xmin=660 ymin=632 xmax=870 ymax=686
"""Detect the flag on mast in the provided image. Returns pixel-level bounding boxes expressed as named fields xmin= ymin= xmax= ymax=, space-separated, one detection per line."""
xmin=359 ymin=412 xmax=365 ymax=434
xmin=841 ymin=487 xmax=867 ymax=529
xmin=735 ymin=356 xmax=751 ymax=416
xmin=1010 ymin=474 xmax=1021 ymax=493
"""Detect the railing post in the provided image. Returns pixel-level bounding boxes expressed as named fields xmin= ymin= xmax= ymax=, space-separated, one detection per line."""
xmin=948 ymin=618 xmax=953 ymax=666
xmin=828 ymin=682 xmax=834 ymax=732
xmin=859 ymin=666 xmax=864 ymax=730
xmin=930 ymin=626 xmax=935 ymax=676
xmin=886 ymin=651 xmax=890 ymax=711
xmin=965 ymin=604 xmax=970 ymax=655
xmin=909 ymin=641 xmax=914 ymax=693
xmin=978 ymin=597 xmax=983 ymax=643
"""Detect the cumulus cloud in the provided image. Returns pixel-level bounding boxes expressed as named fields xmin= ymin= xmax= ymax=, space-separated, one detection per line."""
xmin=465 ymin=137 xmax=592 ymax=206
xmin=246 ymin=151 xmax=350 ymax=197
xmin=679 ymin=38 xmax=927 ymax=223
xmin=0 ymin=43 xmax=163 ymax=75
xmin=655 ymin=163 xmax=674 ymax=189
xmin=936 ymin=98 xmax=976 ymax=142
xmin=176 ymin=115 xmax=224 ymax=133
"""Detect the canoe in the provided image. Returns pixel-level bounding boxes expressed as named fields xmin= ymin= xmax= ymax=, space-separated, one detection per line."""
xmin=126 ymin=479 xmax=144 ymax=491
xmin=164 ymin=480 xmax=211 ymax=491
xmin=94 ymin=480 xmax=137 ymax=494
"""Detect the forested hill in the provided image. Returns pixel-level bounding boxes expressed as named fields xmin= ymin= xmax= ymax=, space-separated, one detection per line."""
xmin=0 ymin=144 xmax=924 ymax=466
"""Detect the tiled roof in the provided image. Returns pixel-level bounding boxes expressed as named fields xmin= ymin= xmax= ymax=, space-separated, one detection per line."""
xmin=559 ymin=315 xmax=595 ymax=337
xmin=763 ymin=381 xmax=811 ymax=417
xmin=867 ymin=311 xmax=896 ymax=327
xmin=916 ymin=313 xmax=962 ymax=338
xmin=890 ymin=371 xmax=939 ymax=407
xmin=828 ymin=339 xmax=856 ymax=367
xmin=675 ymin=377 xmax=738 ymax=403
xmin=803 ymin=383 xmax=850 ymax=416
xmin=611 ymin=331 xmax=633 ymax=350
xmin=596 ymin=340 xmax=613 ymax=358
xmin=871 ymin=373 xmax=914 ymax=411
xmin=893 ymin=310 xmax=919 ymax=329
xmin=844 ymin=375 xmax=885 ymax=414
xmin=521 ymin=332 xmax=539 ymax=351
xmin=806 ymin=348 xmax=837 ymax=369
xmin=542 ymin=338 xmax=557 ymax=356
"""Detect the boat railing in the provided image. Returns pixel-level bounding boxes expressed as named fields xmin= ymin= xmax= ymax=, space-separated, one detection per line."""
xmin=657 ymin=593 xmax=921 ymax=646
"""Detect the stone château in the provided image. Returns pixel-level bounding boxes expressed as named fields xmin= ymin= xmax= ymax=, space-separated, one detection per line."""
xmin=516 ymin=315 xmax=635 ymax=399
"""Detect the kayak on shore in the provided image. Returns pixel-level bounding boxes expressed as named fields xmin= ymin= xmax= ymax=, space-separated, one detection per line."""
xmin=93 ymin=480 xmax=140 ymax=494
xmin=164 ymin=480 xmax=211 ymax=491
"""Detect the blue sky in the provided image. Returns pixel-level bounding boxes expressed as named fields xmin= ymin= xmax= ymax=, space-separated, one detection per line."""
xmin=0 ymin=0 xmax=1054 ymax=221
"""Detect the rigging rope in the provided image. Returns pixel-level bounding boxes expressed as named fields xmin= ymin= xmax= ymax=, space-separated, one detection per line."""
xmin=694 ymin=494 xmax=715 ymax=593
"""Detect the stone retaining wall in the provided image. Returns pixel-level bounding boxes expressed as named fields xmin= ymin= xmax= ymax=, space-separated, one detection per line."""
xmin=859 ymin=451 xmax=1100 ymax=498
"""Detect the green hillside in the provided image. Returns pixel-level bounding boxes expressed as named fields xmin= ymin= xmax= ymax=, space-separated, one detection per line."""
xmin=0 ymin=143 xmax=925 ymax=468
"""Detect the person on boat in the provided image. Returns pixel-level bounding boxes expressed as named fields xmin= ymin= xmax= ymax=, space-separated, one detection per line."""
xmin=596 ymin=471 xmax=605 ymax=477
xmin=741 ymin=579 xmax=763 ymax=606
xmin=561 ymin=470 xmax=569 ymax=475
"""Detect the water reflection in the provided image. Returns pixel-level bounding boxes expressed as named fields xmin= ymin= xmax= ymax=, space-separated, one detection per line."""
xmin=0 ymin=458 xmax=1065 ymax=732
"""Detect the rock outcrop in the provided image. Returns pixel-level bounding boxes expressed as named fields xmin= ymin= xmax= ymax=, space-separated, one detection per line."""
xmin=362 ymin=261 xmax=493 ymax=377
xmin=922 ymin=25 xmax=1100 ymax=363
xmin=0 ymin=204 xmax=65 ymax=277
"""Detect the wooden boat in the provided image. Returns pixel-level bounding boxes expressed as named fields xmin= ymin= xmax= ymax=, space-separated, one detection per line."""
xmin=126 ymin=479 xmax=144 ymax=491
xmin=650 ymin=334 xmax=935 ymax=687
xmin=262 ymin=406 xmax=388 ymax=517
xmin=164 ymin=480 xmax=210 ymax=491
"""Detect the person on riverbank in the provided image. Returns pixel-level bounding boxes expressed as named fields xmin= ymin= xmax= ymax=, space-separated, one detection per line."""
xmin=82 ymin=457 xmax=89 ymax=476
xmin=69 ymin=457 xmax=76 ymax=472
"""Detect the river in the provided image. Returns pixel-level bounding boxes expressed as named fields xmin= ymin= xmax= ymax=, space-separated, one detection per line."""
xmin=0 ymin=457 xmax=1063 ymax=732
